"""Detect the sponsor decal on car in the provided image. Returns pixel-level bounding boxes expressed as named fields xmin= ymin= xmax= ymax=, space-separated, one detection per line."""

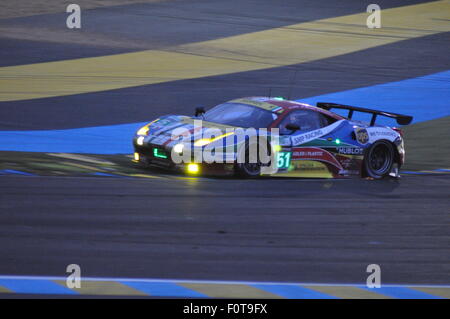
xmin=290 ymin=120 xmax=344 ymax=146
xmin=291 ymin=129 xmax=324 ymax=145
xmin=368 ymin=130 xmax=397 ymax=138
xmin=291 ymin=147 xmax=343 ymax=170
xmin=293 ymin=161 xmax=328 ymax=171
xmin=366 ymin=127 xmax=400 ymax=143
xmin=354 ymin=127 xmax=369 ymax=145
xmin=292 ymin=148 xmax=323 ymax=158
xmin=337 ymin=147 xmax=364 ymax=155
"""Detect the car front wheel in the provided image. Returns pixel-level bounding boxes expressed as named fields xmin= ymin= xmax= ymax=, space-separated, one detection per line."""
xmin=235 ymin=141 xmax=268 ymax=178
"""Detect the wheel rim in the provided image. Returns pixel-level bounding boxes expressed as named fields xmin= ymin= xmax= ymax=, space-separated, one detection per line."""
xmin=243 ymin=147 xmax=261 ymax=175
xmin=239 ymin=143 xmax=263 ymax=176
xmin=243 ymin=162 xmax=261 ymax=175
xmin=368 ymin=143 xmax=393 ymax=175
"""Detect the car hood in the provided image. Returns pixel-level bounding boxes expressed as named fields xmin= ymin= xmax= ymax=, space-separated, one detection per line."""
xmin=142 ymin=115 xmax=240 ymax=146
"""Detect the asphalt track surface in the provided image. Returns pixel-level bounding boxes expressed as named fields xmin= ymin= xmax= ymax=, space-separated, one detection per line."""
xmin=0 ymin=0 xmax=449 ymax=295
xmin=0 ymin=173 xmax=449 ymax=285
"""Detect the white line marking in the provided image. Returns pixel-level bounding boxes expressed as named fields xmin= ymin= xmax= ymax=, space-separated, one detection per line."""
xmin=47 ymin=153 xmax=115 ymax=165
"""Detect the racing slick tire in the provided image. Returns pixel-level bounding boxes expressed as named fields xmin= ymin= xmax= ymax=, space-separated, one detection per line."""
xmin=363 ymin=140 xmax=395 ymax=179
xmin=235 ymin=140 xmax=270 ymax=178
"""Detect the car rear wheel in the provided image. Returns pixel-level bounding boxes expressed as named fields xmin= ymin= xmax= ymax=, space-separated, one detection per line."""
xmin=363 ymin=140 xmax=395 ymax=179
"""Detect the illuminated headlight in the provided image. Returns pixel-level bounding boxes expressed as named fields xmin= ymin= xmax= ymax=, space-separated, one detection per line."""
xmin=187 ymin=163 xmax=199 ymax=174
xmin=136 ymin=136 xmax=145 ymax=146
xmin=173 ymin=143 xmax=184 ymax=154
xmin=133 ymin=153 xmax=140 ymax=161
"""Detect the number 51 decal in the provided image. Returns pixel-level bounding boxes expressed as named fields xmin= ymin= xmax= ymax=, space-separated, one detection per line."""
xmin=277 ymin=152 xmax=292 ymax=169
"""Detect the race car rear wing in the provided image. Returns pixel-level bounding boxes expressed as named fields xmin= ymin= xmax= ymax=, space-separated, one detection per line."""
xmin=316 ymin=102 xmax=413 ymax=126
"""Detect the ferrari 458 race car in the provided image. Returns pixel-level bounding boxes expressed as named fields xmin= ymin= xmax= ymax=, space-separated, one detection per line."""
xmin=132 ymin=97 xmax=412 ymax=179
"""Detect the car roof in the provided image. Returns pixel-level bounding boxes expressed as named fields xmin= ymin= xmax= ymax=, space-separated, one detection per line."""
xmin=229 ymin=97 xmax=345 ymax=120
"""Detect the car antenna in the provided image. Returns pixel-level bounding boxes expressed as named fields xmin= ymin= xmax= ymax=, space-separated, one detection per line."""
xmin=287 ymin=69 xmax=298 ymax=100
xmin=268 ymin=87 xmax=272 ymax=98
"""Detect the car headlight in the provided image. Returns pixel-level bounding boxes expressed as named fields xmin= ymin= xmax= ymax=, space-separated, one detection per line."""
xmin=136 ymin=136 xmax=145 ymax=146
xmin=173 ymin=143 xmax=184 ymax=154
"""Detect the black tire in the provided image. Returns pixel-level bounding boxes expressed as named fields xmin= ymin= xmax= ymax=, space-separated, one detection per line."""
xmin=363 ymin=140 xmax=395 ymax=179
xmin=235 ymin=141 xmax=270 ymax=178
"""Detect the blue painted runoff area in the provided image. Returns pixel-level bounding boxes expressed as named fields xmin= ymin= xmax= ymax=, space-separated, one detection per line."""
xmin=89 ymin=172 xmax=127 ymax=178
xmin=120 ymin=281 xmax=207 ymax=298
xmin=0 ymin=121 xmax=146 ymax=154
xmin=0 ymin=169 xmax=36 ymax=176
xmin=0 ymin=278 xmax=78 ymax=295
xmin=358 ymin=286 xmax=443 ymax=299
xmin=0 ymin=276 xmax=448 ymax=298
xmin=401 ymin=171 xmax=432 ymax=175
xmin=0 ymin=70 xmax=449 ymax=154
xmin=251 ymin=284 xmax=337 ymax=299
xmin=298 ymin=70 xmax=450 ymax=127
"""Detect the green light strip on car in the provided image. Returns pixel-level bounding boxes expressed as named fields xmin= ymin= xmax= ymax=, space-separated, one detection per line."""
xmin=153 ymin=148 xmax=168 ymax=159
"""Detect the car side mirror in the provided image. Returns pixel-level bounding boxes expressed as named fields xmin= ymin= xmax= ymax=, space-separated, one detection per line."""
xmin=285 ymin=123 xmax=300 ymax=132
xmin=195 ymin=107 xmax=206 ymax=117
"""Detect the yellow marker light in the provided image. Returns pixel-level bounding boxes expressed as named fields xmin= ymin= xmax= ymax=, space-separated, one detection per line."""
xmin=173 ymin=143 xmax=184 ymax=154
xmin=187 ymin=163 xmax=199 ymax=174
xmin=273 ymin=144 xmax=282 ymax=152
xmin=193 ymin=132 xmax=234 ymax=147
xmin=136 ymin=119 xmax=158 ymax=136
xmin=133 ymin=153 xmax=140 ymax=161
xmin=194 ymin=138 xmax=212 ymax=147
xmin=137 ymin=125 xmax=149 ymax=136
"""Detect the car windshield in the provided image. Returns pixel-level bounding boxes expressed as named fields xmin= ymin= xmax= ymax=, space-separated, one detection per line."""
xmin=202 ymin=103 xmax=275 ymax=128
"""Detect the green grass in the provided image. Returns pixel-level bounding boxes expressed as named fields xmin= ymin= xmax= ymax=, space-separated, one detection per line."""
xmin=402 ymin=116 xmax=450 ymax=171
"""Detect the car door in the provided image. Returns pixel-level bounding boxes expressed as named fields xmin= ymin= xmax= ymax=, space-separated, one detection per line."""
xmin=276 ymin=109 xmax=343 ymax=176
